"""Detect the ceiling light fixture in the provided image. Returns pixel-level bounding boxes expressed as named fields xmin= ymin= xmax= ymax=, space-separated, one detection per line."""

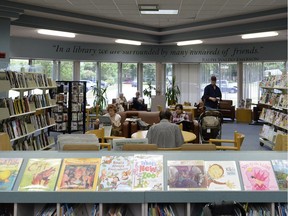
xmin=141 ymin=10 xmax=178 ymax=15
xmin=177 ymin=40 xmax=203 ymax=46
xmin=115 ymin=39 xmax=141 ymax=46
xmin=37 ymin=29 xmax=75 ymax=38
xmin=138 ymin=4 xmax=178 ymax=15
xmin=241 ymin=31 xmax=278 ymax=39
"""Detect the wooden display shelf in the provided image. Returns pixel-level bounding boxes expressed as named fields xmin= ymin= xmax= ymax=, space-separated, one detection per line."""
xmin=236 ymin=108 xmax=252 ymax=123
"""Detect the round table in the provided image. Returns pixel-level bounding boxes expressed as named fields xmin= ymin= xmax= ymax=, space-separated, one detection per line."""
xmin=131 ymin=130 xmax=196 ymax=143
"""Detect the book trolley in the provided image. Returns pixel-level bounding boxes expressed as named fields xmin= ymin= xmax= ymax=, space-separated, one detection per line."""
xmin=0 ymin=151 xmax=286 ymax=216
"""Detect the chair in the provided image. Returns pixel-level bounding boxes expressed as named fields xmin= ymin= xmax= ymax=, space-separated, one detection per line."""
xmin=122 ymin=143 xmax=158 ymax=151
xmin=273 ymin=134 xmax=288 ymax=151
xmin=209 ymin=131 xmax=245 ymax=151
xmin=181 ymin=143 xmax=216 ymax=151
xmin=0 ymin=133 xmax=12 ymax=151
xmin=85 ymin=128 xmax=111 ymax=150
xmin=63 ymin=144 xmax=99 ymax=151
xmin=157 ymin=147 xmax=182 ymax=151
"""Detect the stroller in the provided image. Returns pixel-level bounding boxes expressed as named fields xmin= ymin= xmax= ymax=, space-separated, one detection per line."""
xmin=199 ymin=110 xmax=223 ymax=144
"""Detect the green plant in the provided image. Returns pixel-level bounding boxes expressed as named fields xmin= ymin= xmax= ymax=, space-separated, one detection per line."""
xmin=143 ymin=81 xmax=156 ymax=106
xmin=92 ymin=81 xmax=108 ymax=114
xmin=165 ymin=75 xmax=181 ymax=105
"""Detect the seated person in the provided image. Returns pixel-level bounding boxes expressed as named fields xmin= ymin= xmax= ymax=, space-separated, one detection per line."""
xmin=171 ymin=104 xmax=190 ymax=123
xmin=128 ymin=91 xmax=145 ymax=110
xmin=115 ymin=92 xmax=127 ymax=112
xmin=96 ymin=104 xmax=122 ymax=136
xmin=146 ymin=110 xmax=184 ymax=148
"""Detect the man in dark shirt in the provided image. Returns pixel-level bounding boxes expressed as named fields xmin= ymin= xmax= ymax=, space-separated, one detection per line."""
xmin=202 ymin=76 xmax=222 ymax=110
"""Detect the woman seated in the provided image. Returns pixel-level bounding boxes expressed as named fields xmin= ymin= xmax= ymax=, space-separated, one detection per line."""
xmin=115 ymin=92 xmax=127 ymax=112
xmin=96 ymin=104 xmax=122 ymax=136
xmin=171 ymin=104 xmax=190 ymax=123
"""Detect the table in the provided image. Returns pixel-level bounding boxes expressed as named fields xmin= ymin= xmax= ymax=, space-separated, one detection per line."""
xmin=131 ymin=130 xmax=196 ymax=143
xmin=236 ymin=108 xmax=252 ymax=123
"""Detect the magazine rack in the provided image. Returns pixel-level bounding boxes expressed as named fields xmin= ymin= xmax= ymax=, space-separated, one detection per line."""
xmin=0 ymin=151 xmax=286 ymax=216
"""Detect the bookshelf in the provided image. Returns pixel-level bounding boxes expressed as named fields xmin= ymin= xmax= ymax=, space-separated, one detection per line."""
xmin=258 ymin=73 xmax=288 ymax=149
xmin=0 ymin=151 xmax=286 ymax=216
xmin=51 ymin=81 xmax=87 ymax=134
xmin=0 ymin=71 xmax=57 ymax=151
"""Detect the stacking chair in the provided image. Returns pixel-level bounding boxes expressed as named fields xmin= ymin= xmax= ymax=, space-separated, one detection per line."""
xmin=86 ymin=128 xmax=111 ymax=150
xmin=209 ymin=131 xmax=245 ymax=151
xmin=122 ymin=143 xmax=158 ymax=151
xmin=181 ymin=143 xmax=216 ymax=151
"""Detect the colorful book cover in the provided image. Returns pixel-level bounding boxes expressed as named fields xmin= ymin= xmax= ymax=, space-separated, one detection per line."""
xmin=98 ymin=156 xmax=133 ymax=191
xmin=239 ymin=161 xmax=279 ymax=191
xmin=205 ymin=161 xmax=241 ymax=191
xmin=133 ymin=154 xmax=163 ymax=191
xmin=167 ymin=160 xmax=206 ymax=191
xmin=0 ymin=158 xmax=23 ymax=191
xmin=56 ymin=158 xmax=101 ymax=191
xmin=271 ymin=160 xmax=288 ymax=190
xmin=18 ymin=158 xmax=61 ymax=191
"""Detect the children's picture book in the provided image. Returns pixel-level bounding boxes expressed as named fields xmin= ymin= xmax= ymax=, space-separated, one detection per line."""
xmin=167 ymin=160 xmax=206 ymax=190
xmin=56 ymin=158 xmax=101 ymax=191
xmin=18 ymin=158 xmax=61 ymax=191
xmin=205 ymin=161 xmax=241 ymax=191
xmin=239 ymin=161 xmax=279 ymax=191
xmin=0 ymin=158 xmax=23 ymax=191
xmin=271 ymin=160 xmax=288 ymax=190
xmin=98 ymin=156 xmax=133 ymax=191
xmin=133 ymin=154 xmax=163 ymax=191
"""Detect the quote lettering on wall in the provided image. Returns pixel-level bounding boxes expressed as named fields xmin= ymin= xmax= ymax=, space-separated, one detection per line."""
xmin=53 ymin=44 xmax=263 ymax=62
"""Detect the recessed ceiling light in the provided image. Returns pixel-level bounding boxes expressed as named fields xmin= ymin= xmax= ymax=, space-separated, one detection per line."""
xmin=141 ymin=10 xmax=178 ymax=15
xmin=115 ymin=39 xmax=141 ymax=46
xmin=241 ymin=31 xmax=278 ymax=39
xmin=37 ymin=29 xmax=75 ymax=38
xmin=177 ymin=40 xmax=203 ymax=46
xmin=138 ymin=4 xmax=159 ymax=11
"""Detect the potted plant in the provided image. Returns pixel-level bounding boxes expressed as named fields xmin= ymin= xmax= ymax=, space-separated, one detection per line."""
xmin=92 ymin=81 xmax=108 ymax=115
xmin=143 ymin=81 xmax=156 ymax=108
xmin=166 ymin=75 xmax=181 ymax=105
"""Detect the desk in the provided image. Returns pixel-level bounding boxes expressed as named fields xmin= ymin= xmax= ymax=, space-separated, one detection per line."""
xmin=169 ymin=105 xmax=196 ymax=119
xmin=132 ymin=130 xmax=196 ymax=143
xmin=236 ymin=108 xmax=252 ymax=123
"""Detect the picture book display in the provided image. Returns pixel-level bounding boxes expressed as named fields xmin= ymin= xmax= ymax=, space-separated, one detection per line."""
xmin=271 ymin=160 xmax=288 ymax=190
xmin=133 ymin=154 xmax=163 ymax=191
xmin=98 ymin=156 xmax=133 ymax=191
xmin=0 ymin=158 xmax=23 ymax=191
xmin=167 ymin=160 xmax=206 ymax=191
xmin=239 ymin=161 xmax=279 ymax=191
xmin=18 ymin=158 xmax=61 ymax=191
xmin=56 ymin=158 xmax=100 ymax=191
xmin=205 ymin=161 xmax=241 ymax=191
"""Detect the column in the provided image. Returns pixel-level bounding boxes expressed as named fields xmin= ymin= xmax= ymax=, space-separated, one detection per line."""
xmin=156 ymin=62 xmax=165 ymax=95
xmin=237 ymin=62 xmax=243 ymax=107
xmin=73 ymin=60 xmax=80 ymax=81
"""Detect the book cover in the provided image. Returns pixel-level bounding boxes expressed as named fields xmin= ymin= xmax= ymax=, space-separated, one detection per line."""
xmin=271 ymin=160 xmax=288 ymax=190
xmin=239 ymin=161 xmax=279 ymax=191
xmin=132 ymin=154 xmax=163 ymax=191
xmin=98 ymin=156 xmax=133 ymax=191
xmin=0 ymin=158 xmax=23 ymax=191
xmin=167 ymin=160 xmax=206 ymax=190
xmin=205 ymin=161 xmax=241 ymax=191
xmin=56 ymin=158 xmax=101 ymax=191
xmin=18 ymin=158 xmax=61 ymax=191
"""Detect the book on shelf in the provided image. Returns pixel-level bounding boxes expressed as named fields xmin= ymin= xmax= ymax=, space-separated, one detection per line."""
xmin=18 ymin=158 xmax=61 ymax=191
xmin=271 ymin=159 xmax=288 ymax=190
xmin=56 ymin=158 xmax=101 ymax=191
xmin=239 ymin=161 xmax=279 ymax=191
xmin=167 ymin=160 xmax=206 ymax=191
xmin=0 ymin=158 xmax=23 ymax=191
xmin=133 ymin=154 xmax=163 ymax=191
xmin=98 ymin=156 xmax=133 ymax=191
xmin=205 ymin=161 xmax=241 ymax=191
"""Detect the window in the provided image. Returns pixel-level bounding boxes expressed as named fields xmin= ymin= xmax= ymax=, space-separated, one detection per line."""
xmin=8 ymin=59 xmax=29 ymax=72
xmin=200 ymin=63 xmax=219 ymax=97
xmin=60 ymin=61 xmax=73 ymax=81
xmin=122 ymin=63 xmax=137 ymax=102
xmin=143 ymin=63 xmax=156 ymax=107
xmin=100 ymin=63 xmax=118 ymax=104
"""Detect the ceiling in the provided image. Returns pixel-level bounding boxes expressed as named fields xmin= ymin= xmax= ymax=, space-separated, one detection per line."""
xmin=1 ymin=0 xmax=287 ymax=45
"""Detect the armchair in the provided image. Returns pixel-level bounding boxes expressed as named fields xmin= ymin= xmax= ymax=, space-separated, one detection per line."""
xmin=218 ymin=100 xmax=235 ymax=121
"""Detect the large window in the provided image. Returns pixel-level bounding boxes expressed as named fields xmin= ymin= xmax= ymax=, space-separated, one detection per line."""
xmin=101 ymin=63 xmax=118 ymax=104
xmin=60 ymin=61 xmax=73 ymax=81
xmin=122 ymin=63 xmax=137 ymax=102
xmin=9 ymin=59 xmax=29 ymax=72
xmin=143 ymin=63 xmax=156 ymax=107
xmin=31 ymin=60 xmax=53 ymax=78
xmin=200 ymin=63 xmax=219 ymax=97
xmin=219 ymin=63 xmax=237 ymax=105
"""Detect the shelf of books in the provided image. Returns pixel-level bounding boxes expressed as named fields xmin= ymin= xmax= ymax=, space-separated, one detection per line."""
xmin=0 ymin=70 xmax=57 ymax=151
xmin=0 ymin=151 xmax=286 ymax=216
xmin=50 ymin=81 xmax=87 ymax=134
xmin=258 ymin=73 xmax=288 ymax=149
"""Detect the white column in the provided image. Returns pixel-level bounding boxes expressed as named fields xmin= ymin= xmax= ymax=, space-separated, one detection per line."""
xmin=73 ymin=60 xmax=80 ymax=81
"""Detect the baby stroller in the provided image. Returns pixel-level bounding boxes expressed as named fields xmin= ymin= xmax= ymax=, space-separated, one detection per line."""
xmin=203 ymin=201 xmax=246 ymax=216
xmin=199 ymin=110 xmax=223 ymax=144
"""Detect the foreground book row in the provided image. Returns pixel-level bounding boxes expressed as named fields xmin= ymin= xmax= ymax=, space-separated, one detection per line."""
xmin=0 ymin=156 xmax=287 ymax=192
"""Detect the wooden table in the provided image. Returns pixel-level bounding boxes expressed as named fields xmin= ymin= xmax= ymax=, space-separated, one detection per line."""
xmin=131 ymin=130 xmax=196 ymax=143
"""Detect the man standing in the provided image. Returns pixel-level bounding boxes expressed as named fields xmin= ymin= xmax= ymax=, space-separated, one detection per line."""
xmin=202 ymin=76 xmax=222 ymax=110
xmin=146 ymin=110 xmax=184 ymax=148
